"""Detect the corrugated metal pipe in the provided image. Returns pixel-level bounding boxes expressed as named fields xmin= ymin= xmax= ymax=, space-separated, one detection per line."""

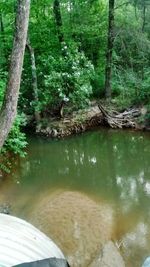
xmin=0 ymin=214 xmax=70 ymax=267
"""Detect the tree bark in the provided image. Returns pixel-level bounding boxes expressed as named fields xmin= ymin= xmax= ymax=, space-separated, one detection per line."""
xmin=105 ymin=0 xmax=115 ymax=99
xmin=26 ymin=38 xmax=41 ymax=123
xmin=0 ymin=0 xmax=30 ymax=150
xmin=53 ymin=0 xmax=64 ymax=45
xmin=53 ymin=0 xmax=67 ymax=117
xmin=0 ymin=12 xmax=7 ymax=61
xmin=142 ymin=0 xmax=146 ymax=32
xmin=0 ymin=13 xmax=4 ymax=35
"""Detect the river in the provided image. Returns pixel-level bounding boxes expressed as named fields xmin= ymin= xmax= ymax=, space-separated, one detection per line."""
xmin=0 ymin=128 xmax=150 ymax=266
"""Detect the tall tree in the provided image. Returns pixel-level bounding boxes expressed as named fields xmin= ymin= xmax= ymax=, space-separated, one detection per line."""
xmin=0 ymin=0 xmax=30 ymax=150
xmin=53 ymin=0 xmax=64 ymax=45
xmin=0 ymin=12 xmax=6 ymax=62
xmin=0 ymin=13 xmax=4 ymax=37
xmin=142 ymin=0 xmax=146 ymax=32
xmin=105 ymin=0 xmax=115 ymax=99
xmin=26 ymin=37 xmax=41 ymax=123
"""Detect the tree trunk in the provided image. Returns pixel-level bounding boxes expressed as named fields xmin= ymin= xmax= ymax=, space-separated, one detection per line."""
xmin=26 ymin=38 xmax=41 ymax=123
xmin=53 ymin=0 xmax=64 ymax=45
xmin=0 ymin=12 xmax=7 ymax=61
xmin=0 ymin=0 xmax=30 ymax=150
xmin=142 ymin=0 xmax=146 ymax=32
xmin=105 ymin=0 xmax=115 ymax=99
xmin=53 ymin=0 xmax=67 ymax=117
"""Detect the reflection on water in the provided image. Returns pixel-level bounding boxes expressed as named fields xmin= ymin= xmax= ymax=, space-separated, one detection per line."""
xmin=0 ymin=128 xmax=150 ymax=266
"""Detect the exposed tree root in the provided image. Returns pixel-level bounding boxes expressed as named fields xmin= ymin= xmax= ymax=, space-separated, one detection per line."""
xmin=98 ymin=103 xmax=141 ymax=129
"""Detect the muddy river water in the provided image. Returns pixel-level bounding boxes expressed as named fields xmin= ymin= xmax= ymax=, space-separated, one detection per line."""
xmin=0 ymin=128 xmax=150 ymax=266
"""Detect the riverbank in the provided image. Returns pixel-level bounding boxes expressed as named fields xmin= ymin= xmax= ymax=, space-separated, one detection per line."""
xmin=35 ymin=104 xmax=103 ymax=138
xmin=0 ymin=102 xmax=149 ymax=175
xmin=35 ymin=102 xmax=150 ymax=138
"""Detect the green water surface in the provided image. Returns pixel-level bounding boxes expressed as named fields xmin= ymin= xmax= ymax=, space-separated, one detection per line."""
xmin=0 ymin=128 xmax=150 ymax=267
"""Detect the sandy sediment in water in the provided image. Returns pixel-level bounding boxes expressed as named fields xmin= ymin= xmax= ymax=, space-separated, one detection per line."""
xmin=26 ymin=190 xmax=114 ymax=267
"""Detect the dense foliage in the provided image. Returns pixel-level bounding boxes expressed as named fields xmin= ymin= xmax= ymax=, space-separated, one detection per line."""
xmin=41 ymin=44 xmax=94 ymax=110
xmin=0 ymin=0 xmax=150 ymax=158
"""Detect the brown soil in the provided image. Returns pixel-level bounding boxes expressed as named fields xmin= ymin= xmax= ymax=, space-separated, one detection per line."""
xmin=35 ymin=103 xmax=150 ymax=139
xmin=36 ymin=105 xmax=103 ymax=138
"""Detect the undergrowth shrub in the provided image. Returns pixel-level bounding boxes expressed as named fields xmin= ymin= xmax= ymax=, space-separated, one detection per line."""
xmin=37 ymin=43 xmax=95 ymax=112
xmin=0 ymin=114 xmax=27 ymax=173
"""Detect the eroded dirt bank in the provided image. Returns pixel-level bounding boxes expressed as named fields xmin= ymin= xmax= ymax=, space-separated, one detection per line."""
xmin=35 ymin=104 xmax=150 ymax=139
xmin=36 ymin=105 xmax=103 ymax=138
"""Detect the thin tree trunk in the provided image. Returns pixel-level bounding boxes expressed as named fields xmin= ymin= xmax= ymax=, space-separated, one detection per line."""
xmin=26 ymin=38 xmax=41 ymax=123
xmin=53 ymin=0 xmax=64 ymax=45
xmin=105 ymin=0 xmax=115 ymax=99
xmin=53 ymin=0 xmax=66 ymax=117
xmin=0 ymin=13 xmax=5 ymax=36
xmin=142 ymin=0 xmax=146 ymax=32
xmin=0 ymin=12 xmax=7 ymax=61
xmin=141 ymin=1 xmax=146 ymax=81
xmin=0 ymin=0 xmax=30 ymax=150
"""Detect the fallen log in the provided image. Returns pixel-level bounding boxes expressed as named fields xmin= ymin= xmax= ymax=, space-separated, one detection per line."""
xmin=98 ymin=103 xmax=141 ymax=129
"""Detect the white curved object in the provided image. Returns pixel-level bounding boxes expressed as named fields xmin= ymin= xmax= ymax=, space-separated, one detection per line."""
xmin=142 ymin=257 xmax=150 ymax=267
xmin=0 ymin=214 xmax=65 ymax=267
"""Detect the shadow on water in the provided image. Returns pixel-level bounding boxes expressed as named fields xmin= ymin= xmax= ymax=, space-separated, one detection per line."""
xmin=0 ymin=128 xmax=150 ymax=266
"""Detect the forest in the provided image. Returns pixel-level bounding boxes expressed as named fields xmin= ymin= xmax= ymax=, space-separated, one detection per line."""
xmin=0 ymin=2 xmax=150 ymax=267
xmin=0 ymin=0 xmax=150 ymax=168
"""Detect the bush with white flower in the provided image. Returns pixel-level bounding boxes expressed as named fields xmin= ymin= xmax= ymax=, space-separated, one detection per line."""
xmin=38 ymin=43 xmax=95 ymax=112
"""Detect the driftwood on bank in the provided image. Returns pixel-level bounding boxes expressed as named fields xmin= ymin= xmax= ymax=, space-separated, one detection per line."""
xmin=98 ymin=103 xmax=140 ymax=129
